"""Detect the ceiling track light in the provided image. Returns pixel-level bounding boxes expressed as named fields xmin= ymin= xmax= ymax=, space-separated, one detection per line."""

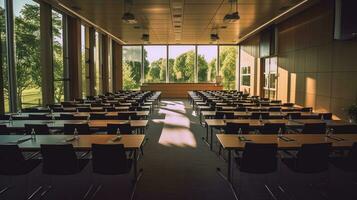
xmin=223 ymin=0 xmax=240 ymax=23
xmin=122 ymin=0 xmax=138 ymax=24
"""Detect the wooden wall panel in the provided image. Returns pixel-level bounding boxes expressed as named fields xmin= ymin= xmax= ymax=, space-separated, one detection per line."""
xmin=276 ymin=0 xmax=357 ymax=120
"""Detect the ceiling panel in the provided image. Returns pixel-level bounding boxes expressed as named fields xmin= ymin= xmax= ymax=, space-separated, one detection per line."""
xmin=52 ymin=0 xmax=306 ymax=44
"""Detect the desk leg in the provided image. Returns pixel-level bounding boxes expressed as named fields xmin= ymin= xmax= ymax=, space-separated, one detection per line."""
xmin=210 ymin=127 xmax=213 ymax=150
xmin=227 ymin=149 xmax=232 ymax=182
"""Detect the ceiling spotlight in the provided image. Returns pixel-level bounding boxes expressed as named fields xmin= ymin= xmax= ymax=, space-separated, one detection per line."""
xmin=210 ymin=33 xmax=219 ymax=41
xmin=141 ymin=34 xmax=149 ymax=42
xmin=223 ymin=0 xmax=240 ymax=23
xmin=122 ymin=0 xmax=138 ymax=24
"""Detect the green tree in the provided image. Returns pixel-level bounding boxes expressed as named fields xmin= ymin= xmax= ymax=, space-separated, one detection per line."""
xmin=208 ymin=58 xmax=216 ymax=82
xmin=197 ymin=54 xmax=208 ymax=82
xmin=220 ymin=47 xmax=237 ymax=90
xmin=52 ymin=11 xmax=64 ymax=102
xmin=171 ymin=50 xmax=194 ymax=82
xmin=14 ymin=4 xmax=41 ymax=108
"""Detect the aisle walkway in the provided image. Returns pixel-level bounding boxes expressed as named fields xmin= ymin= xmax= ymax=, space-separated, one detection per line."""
xmin=134 ymin=100 xmax=234 ymax=200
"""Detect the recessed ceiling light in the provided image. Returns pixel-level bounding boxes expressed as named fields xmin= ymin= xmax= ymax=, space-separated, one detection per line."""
xmin=133 ymin=26 xmax=141 ymax=29
xmin=220 ymin=26 xmax=227 ymax=29
xmin=173 ymin=14 xmax=182 ymax=18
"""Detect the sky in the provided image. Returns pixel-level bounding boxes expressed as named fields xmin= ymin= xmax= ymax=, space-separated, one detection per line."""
xmin=144 ymin=45 xmax=218 ymax=63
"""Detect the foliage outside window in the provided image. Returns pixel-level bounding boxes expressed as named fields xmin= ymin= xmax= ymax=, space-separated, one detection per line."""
xmin=122 ymin=46 xmax=142 ymax=90
xmin=197 ymin=45 xmax=217 ymax=83
xmin=0 ymin=0 xmax=9 ymax=112
xmin=94 ymin=31 xmax=102 ymax=95
xmin=219 ymin=46 xmax=237 ymax=90
xmin=14 ymin=0 xmax=42 ymax=109
xmin=52 ymin=10 xmax=64 ymax=103
xmin=144 ymin=45 xmax=166 ymax=83
xmin=263 ymin=57 xmax=277 ymax=99
xmin=168 ymin=45 xmax=195 ymax=83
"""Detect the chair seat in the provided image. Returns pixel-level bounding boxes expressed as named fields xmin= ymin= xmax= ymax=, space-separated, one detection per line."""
xmin=330 ymin=157 xmax=357 ymax=172
xmin=0 ymin=159 xmax=41 ymax=175
xmin=42 ymin=159 xmax=89 ymax=175
xmin=282 ymin=157 xmax=328 ymax=173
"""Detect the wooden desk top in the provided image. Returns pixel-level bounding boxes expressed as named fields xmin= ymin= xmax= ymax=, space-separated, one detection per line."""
xmin=11 ymin=111 xmax=150 ymax=118
xmin=0 ymin=135 xmax=145 ymax=150
xmin=201 ymin=111 xmax=319 ymax=117
xmin=216 ymin=134 xmax=357 ymax=150
xmin=0 ymin=120 xmax=148 ymax=128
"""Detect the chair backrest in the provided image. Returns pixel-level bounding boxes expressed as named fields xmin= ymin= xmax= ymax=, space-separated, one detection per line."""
xmin=283 ymin=103 xmax=294 ymax=107
xmin=251 ymin=112 xmax=269 ymax=119
xmin=90 ymin=113 xmax=107 ymax=120
xmin=63 ymin=123 xmax=90 ymax=134
xmin=224 ymin=123 xmax=250 ymax=134
xmin=319 ymin=113 xmax=332 ymax=120
xmin=0 ymin=114 xmax=10 ymax=120
xmin=40 ymin=144 xmax=80 ymax=175
xmin=235 ymin=107 xmax=246 ymax=112
xmin=107 ymin=123 xmax=132 ymax=134
xmin=77 ymin=107 xmax=91 ymax=112
xmin=302 ymin=123 xmax=326 ymax=134
xmin=301 ymin=107 xmax=313 ymax=112
xmin=25 ymin=124 xmax=50 ymax=135
xmin=215 ymin=111 xmax=225 ymax=119
xmin=0 ymin=144 xmax=26 ymax=174
xmin=332 ymin=125 xmax=357 ymax=134
xmin=240 ymin=143 xmax=278 ymax=173
xmin=117 ymin=112 xmax=137 ymax=120
xmin=268 ymin=107 xmax=281 ymax=112
xmin=223 ymin=112 xmax=235 ymax=119
xmin=261 ymin=123 xmax=286 ymax=134
xmin=59 ymin=113 xmax=75 ymax=120
xmin=296 ymin=143 xmax=331 ymax=173
xmin=0 ymin=125 xmax=9 ymax=135
xmin=92 ymin=144 xmax=130 ymax=175
xmin=286 ymin=112 xmax=301 ymax=119
xmin=28 ymin=114 xmax=51 ymax=120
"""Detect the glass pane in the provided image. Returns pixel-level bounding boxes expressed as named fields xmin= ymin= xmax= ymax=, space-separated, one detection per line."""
xmin=14 ymin=0 xmax=41 ymax=109
xmin=264 ymin=58 xmax=270 ymax=73
xmin=94 ymin=31 xmax=102 ymax=95
xmin=240 ymin=49 xmax=254 ymax=89
xmin=197 ymin=45 xmax=217 ymax=83
xmin=270 ymin=57 xmax=277 ymax=72
xmin=0 ymin=0 xmax=9 ymax=112
xmin=264 ymin=74 xmax=269 ymax=88
xmin=52 ymin=10 xmax=64 ymax=103
xmin=122 ymin=46 xmax=142 ymax=90
xmin=108 ymin=38 xmax=113 ymax=92
xmin=269 ymin=74 xmax=276 ymax=89
xmin=168 ymin=45 xmax=195 ymax=83
xmin=242 ymin=75 xmax=250 ymax=86
xmin=144 ymin=45 xmax=166 ymax=83
xmin=219 ymin=46 xmax=237 ymax=90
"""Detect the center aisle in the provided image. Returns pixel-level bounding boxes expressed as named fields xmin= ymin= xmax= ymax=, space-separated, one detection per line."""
xmin=135 ymin=100 xmax=234 ymax=200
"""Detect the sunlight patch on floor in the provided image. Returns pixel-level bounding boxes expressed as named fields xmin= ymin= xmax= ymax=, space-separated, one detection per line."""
xmin=158 ymin=101 xmax=197 ymax=148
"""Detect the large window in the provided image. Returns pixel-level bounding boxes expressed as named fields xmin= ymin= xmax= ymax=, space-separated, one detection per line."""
xmin=144 ymin=45 xmax=167 ymax=83
xmin=197 ymin=45 xmax=217 ymax=83
xmin=122 ymin=46 xmax=142 ymax=90
xmin=240 ymin=48 xmax=254 ymax=94
xmin=168 ymin=45 xmax=195 ymax=83
xmin=108 ymin=38 xmax=113 ymax=92
xmin=52 ymin=10 xmax=64 ymax=102
xmin=80 ymin=25 xmax=89 ymax=98
xmin=219 ymin=46 xmax=237 ymax=90
xmin=263 ymin=57 xmax=277 ymax=99
xmin=94 ymin=31 xmax=102 ymax=95
xmin=14 ymin=0 xmax=41 ymax=109
xmin=0 ymin=0 xmax=9 ymax=112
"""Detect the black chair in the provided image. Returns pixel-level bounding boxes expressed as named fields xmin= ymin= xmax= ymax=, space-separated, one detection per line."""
xmin=286 ymin=112 xmax=301 ymax=119
xmin=235 ymin=107 xmax=246 ymax=112
xmin=28 ymin=114 xmax=51 ymax=120
xmin=77 ymin=107 xmax=91 ymax=112
xmin=0 ymin=114 xmax=10 ymax=120
xmin=302 ymin=123 xmax=326 ymax=134
xmin=89 ymin=144 xmax=137 ymax=200
xmin=235 ymin=143 xmax=278 ymax=199
xmin=224 ymin=123 xmax=250 ymax=134
xmin=107 ymin=123 xmax=133 ymax=135
xmin=214 ymin=111 xmax=225 ymax=119
xmin=251 ymin=112 xmax=269 ymax=119
xmin=260 ymin=123 xmax=286 ymax=134
xmin=25 ymin=124 xmax=50 ymax=135
xmin=283 ymin=143 xmax=331 ymax=173
xmin=118 ymin=112 xmax=138 ymax=120
xmin=0 ymin=125 xmax=9 ymax=135
xmin=319 ymin=113 xmax=332 ymax=120
xmin=0 ymin=144 xmax=41 ymax=197
xmin=90 ymin=113 xmax=107 ymax=120
xmin=301 ymin=107 xmax=313 ymax=112
xmin=283 ymin=103 xmax=294 ymax=107
xmin=268 ymin=107 xmax=281 ymax=112
xmin=63 ymin=123 xmax=90 ymax=135
xmin=332 ymin=124 xmax=357 ymax=134
xmin=40 ymin=144 xmax=89 ymax=198
xmin=59 ymin=113 xmax=75 ymax=120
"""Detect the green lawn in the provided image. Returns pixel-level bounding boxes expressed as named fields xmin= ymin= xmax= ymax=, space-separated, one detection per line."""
xmin=4 ymin=87 xmax=42 ymax=112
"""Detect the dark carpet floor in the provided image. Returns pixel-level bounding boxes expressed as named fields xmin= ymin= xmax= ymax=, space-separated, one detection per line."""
xmin=1 ymin=99 xmax=357 ymax=200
